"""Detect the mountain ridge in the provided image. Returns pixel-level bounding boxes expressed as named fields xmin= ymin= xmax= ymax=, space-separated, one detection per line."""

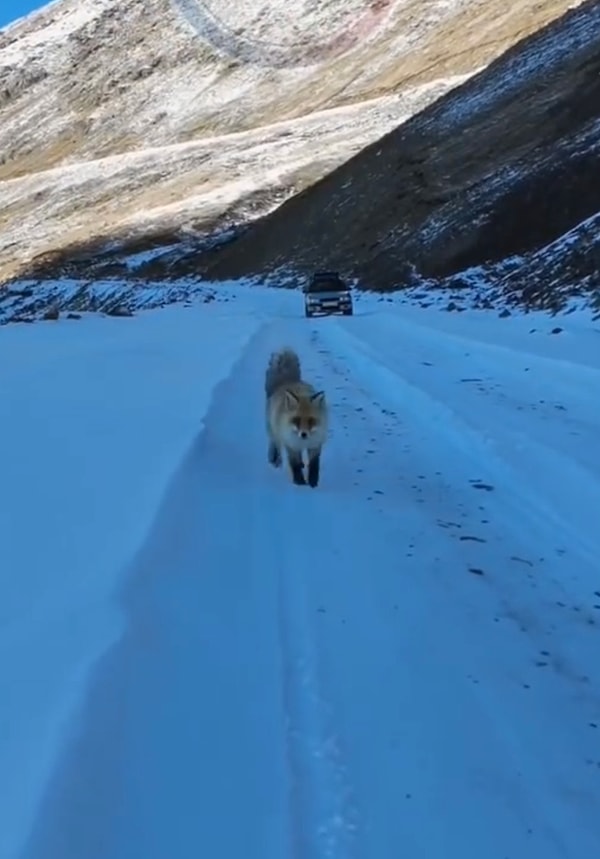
xmin=0 ymin=0 xmax=579 ymax=283
xmin=198 ymin=0 xmax=600 ymax=316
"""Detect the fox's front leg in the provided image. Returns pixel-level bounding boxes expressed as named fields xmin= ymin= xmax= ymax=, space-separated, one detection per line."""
xmin=266 ymin=419 xmax=282 ymax=467
xmin=268 ymin=439 xmax=282 ymax=468
xmin=286 ymin=447 xmax=306 ymax=485
xmin=307 ymin=447 xmax=321 ymax=488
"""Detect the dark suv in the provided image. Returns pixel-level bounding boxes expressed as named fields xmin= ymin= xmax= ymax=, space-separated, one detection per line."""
xmin=304 ymin=271 xmax=354 ymax=317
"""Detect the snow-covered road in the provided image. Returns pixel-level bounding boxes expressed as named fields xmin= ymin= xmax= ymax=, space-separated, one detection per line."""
xmin=2 ymin=285 xmax=600 ymax=858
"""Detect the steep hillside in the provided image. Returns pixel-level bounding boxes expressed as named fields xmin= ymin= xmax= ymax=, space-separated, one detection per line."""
xmin=0 ymin=0 xmax=578 ymax=282
xmin=200 ymin=0 xmax=600 ymax=316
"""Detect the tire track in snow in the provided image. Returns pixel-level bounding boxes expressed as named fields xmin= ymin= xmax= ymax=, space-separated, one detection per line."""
xmin=256 ymin=319 xmax=600 ymax=857
xmin=327 ymin=319 xmax=600 ymax=574
xmin=273 ymin=497 xmax=359 ymax=859
xmin=178 ymin=319 xmax=359 ymax=858
xmin=300 ymin=321 xmax=600 ymax=856
xmin=234 ymin=322 xmax=359 ymax=859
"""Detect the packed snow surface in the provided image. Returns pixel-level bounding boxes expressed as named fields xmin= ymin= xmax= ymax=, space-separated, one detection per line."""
xmin=1 ymin=284 xmax=599 ymax=859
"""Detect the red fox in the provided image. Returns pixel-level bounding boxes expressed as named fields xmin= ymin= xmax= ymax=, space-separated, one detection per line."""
xmin=264 ymin=347 xmax=328 ymax=487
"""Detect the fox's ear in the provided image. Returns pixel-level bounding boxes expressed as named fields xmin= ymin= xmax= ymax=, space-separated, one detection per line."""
xmin=310 ymin=391 xmax=325 ymax=405
xmin=284 ymin=390 xmax=299 ymax=407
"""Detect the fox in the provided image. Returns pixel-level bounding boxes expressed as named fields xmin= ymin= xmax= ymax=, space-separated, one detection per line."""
xmin=264 ymin=347 xmax=328 ymax=488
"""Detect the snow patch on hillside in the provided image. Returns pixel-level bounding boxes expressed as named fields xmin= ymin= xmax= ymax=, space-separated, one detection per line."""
xmin=429 ymin=1 xmax=600 ymax=131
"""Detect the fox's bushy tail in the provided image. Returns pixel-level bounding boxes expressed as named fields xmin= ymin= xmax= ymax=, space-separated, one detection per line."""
xmin=265 ymin=347 xmax=301 ymax=398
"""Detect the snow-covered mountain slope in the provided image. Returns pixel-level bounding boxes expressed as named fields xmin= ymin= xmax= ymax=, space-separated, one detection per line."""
xmin=2 ymin=285 xmax=600 ymax=859
xmin=0 ymin=0 xmax=578 ymax=282
xmin=202 ymin=0 xmax=600 ymax=314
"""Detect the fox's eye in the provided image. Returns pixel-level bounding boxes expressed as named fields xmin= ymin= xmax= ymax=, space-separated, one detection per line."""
xmin=291 ymin=417 xmax=301 ymax=428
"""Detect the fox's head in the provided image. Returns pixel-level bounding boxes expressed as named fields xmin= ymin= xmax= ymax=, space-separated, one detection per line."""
xmin=284 ymin=389 xmax=326 ymax=441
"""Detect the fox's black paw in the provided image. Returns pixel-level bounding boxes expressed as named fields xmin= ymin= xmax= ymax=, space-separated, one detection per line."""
xmin=307 ymin=458 xmax=320 ymax=488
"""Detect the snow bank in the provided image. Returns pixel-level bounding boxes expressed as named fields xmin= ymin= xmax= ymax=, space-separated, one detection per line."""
xmin=0 ymin=295 xmax=263 ymax=859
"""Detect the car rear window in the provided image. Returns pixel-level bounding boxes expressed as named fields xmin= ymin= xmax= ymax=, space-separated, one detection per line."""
xmin=308 ymin=276 xmax=344 ymax=293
